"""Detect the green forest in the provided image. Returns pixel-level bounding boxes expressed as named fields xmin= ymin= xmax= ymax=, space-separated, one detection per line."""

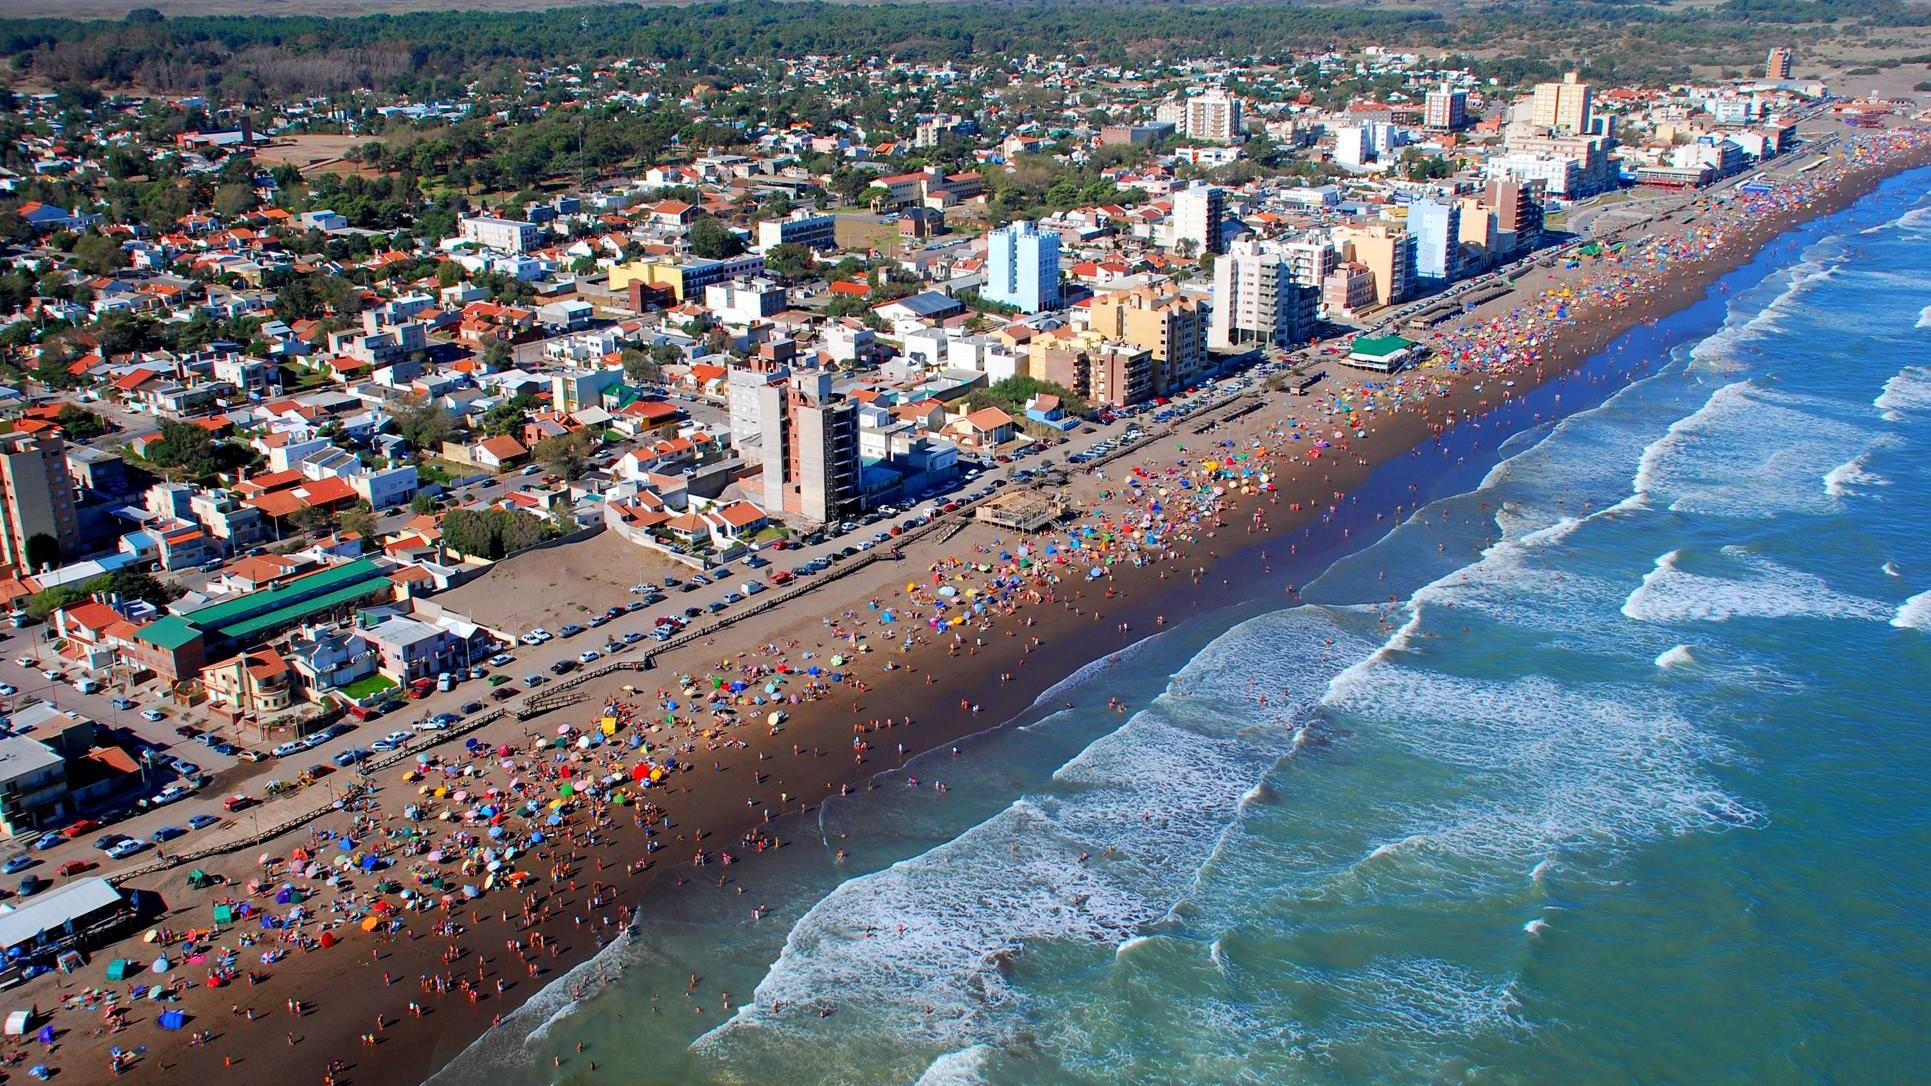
xmin=4 ymin=0 xmax=1908 ymax=99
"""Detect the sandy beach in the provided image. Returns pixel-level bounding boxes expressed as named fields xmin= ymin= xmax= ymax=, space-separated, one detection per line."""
xmin=23 ymin=126 xmax=1930 ymax=1086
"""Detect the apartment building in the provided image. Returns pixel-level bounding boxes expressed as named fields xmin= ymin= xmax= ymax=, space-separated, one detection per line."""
xmin=459 ymin=215 xmax=541 ymax=253
xmin=983 ymin=220 xmax=1061 ymax=313
xmin=1333 ymin=224 xmax=1416 ymax=309
xmin=1181 ymin=88 xmax=1244 ymax=143
xmin=758 ymin=369 xmax=860 ymax=524
xmin=1171 ymin=184 xmax=1226 ymax=255
xmin=1209 ymin=237 xmax=1314 ymax=351
xmin=1530 ymin=71 xmax=1594 ymax=135
xmin=1424 ymin=85 xmax=1468 ymax=131
xmin=1407 ymin=198 xmax=1462 ymax=283
xmin=0 ymin=431 xmax=78 ymax=574
xmin=1087 ymin=285 xmax=1208 ymax=397
xmin=754 ymin=210 xmax=838 ymax=252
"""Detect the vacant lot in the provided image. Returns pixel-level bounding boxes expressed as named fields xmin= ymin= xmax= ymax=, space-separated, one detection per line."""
xmin=255 ymin=133 xmax=384 ymax=177
xmin=434 ymin=529 xmax=683 ymax=636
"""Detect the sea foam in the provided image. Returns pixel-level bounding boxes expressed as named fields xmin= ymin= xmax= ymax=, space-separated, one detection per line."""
xmin=1876 ymin=365 xmax=1931 ymax=420
xmin=1655 ymin=644 xmax=1696 ymax=669
xmin=1623 ymin=548 xmax=1890 ymax=624
xmin=1894 ymin=591 xmax=1931 ymax=631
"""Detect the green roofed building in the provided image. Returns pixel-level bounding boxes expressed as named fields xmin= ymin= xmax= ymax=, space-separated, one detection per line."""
xmin=119 ymin=559 xmax=393 ymax=685
xmin=1344 ymin=334 xmax=1419 ymax=373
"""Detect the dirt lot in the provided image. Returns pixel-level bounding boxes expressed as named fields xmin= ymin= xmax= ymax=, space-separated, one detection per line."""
xmin=432 ymin=529 xmax=685 ymax=635
xmin=254 ymin=133 xmax=385 ymax=177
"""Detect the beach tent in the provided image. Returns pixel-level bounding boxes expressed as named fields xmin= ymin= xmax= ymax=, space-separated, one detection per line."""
xmin=4 ymin=1011 xmax=31 ymax=1037
xmin=156 ymin=1009 xmax=186 ymax=1031
xmin=105 ymin=959 xmax=132 ymax=981
xmin=212 ymin=905 xmax=235 ymax=926
xmin=187 ymin=870 xmax=213 ymax=890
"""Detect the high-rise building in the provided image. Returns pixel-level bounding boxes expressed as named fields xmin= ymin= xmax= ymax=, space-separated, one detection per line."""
xmin=1407 ymin=198 xmax=1462 ymax=283
xmin=983 ymin=221 xmax=1061 ymax=313
xmin=1530 ymin=71 xmax=1594 ymax=134
xmin=1483 ymin=179 xmax=1545 ymax=255
xmin=1279 ymin=237 xmax=1337 ymax=288
xmin=1456 ymin=197 xmax=1499 ymax=271
xmin=1424 ymin=84 xmax=1469 ymax=131
xmin=1209 ymin=237 xmax=1315 ymax=351
xmin=1171 ymin=184 xmax=1226 ymax=255
xmin=0 ymin=432 xmax=78 ymax=574
xmin=1334 ymin=224 xmax=1416 ymax=308
xmin=1333 ymin=125 xmax=1371 ymax=168
xmin=757 ymin=369 xmax=860 ymax=524
xmin=1087 ymin=285 xmax=1209 ymax=397
xmin=1181 ymin=88 xmax=1244 ymax=143
xmin=1766 ymin=47 xmax=1793 ymax=80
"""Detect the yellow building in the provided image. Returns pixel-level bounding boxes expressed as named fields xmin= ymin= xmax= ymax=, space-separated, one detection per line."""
xmin=1333 ymin=223 xmax=1415 ymax=308
xmin=203 ymin=647 xmax=293 ymax=715
xmin=1086 ymin=286 xmax=1208 ymax=397
xmin=1530 ymin=71 xmax=1593 ymax=134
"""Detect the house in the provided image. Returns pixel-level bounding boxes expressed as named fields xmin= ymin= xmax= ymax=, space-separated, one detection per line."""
xmin=444 ymin=435 xmax=529 ymax=472
xmin=1024 ymin=393 xmax=1078 ymax=431
xmin=358 ymin=614 xmax=482 ymax=682
xmin=0 ymin=736 xmax=71 ymax=837
xmin=946 ymin=407 xmax=1016 ymax=449
xmin=874 ymin=291 xmax=965 ymax=326
xmin=202 ymin=647 xmax=293 ymax=716
xmin=283 ymin=625 xmax=379 ymax=702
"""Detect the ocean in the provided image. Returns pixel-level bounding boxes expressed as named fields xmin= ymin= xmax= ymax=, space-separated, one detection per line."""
xmin=425 ymin=168 xmax=1931 ymax=1086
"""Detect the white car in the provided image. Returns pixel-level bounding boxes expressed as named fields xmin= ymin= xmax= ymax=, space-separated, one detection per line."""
xmin=578 ymin=649 xmax=601 ymax=664
xmin=140 ymin=708 xmax=164 ymax=722
xmin=488 ymin=653 xmax=514 ymax=667
xmin=0 ymin=683 xmax=15 ymax=696
xmin=151 ymin=784 xmax=192 ymax=806
xmin=272 ymin=741 xmax=302 ymax=758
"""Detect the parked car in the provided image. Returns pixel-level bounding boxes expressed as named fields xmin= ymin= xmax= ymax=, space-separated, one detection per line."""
xmin=57 ymin=858 xmax=96 ymax=875
xmin=186 ymin=815 xmax=220 ymax=831
xmin=111 ymin=697 xmax=136 ymax=711
xmin=222 ymin=795 xmax=257 ymax=813
xmin=1 ymin=856 xmax=35 ymax=875
xmin=489 ymin=653 xmax=515 ymax=667
xmin=151 ymin=825 xmax=186 ymax=843
xmin=461 ymin=701 xmax=485 ymax=715
xmin=106 ymin=839 xmax=149 ymax=860
xmin=578 ymin=649 xmax=601 ymax=664
xmin=331 ymin=747 xmax=370 ymax=768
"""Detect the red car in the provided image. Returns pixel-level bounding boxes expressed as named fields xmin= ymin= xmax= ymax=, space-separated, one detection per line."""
xmin=57 ymin=860 xmax=94 ymax=877
xmin=222 ymin=794 xmax=257 ymax=813
xmin=60 ymin=819 xmax=98 ymax=838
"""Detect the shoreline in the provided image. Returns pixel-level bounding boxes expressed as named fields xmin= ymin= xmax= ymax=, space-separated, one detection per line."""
xmin=63 ymin=131 xmax=1931 ymax=1086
